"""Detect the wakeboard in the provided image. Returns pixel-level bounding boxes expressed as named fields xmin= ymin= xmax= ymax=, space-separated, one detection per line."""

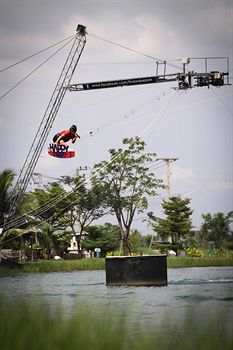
xmin=48 ymin=143 xmax=75 ymax=158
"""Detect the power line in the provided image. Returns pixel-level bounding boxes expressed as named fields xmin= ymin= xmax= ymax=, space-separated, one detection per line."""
xmin=2 ymin=89 xmax=180 ymax=234
xmin=2 ymin=118 xmax=165 ymax=242
xmin=2 ymin=88 xmax=176 ymax=233
xmin=0 ymin=36 xmax=75 ymax=100
xmin=2 ymin=86 xmax=231 ymax=234
xmin=0 ymin=35 xmax=75 ymax=73
xmin=89 ymin=32 xmax=183 ymax=72
xmin=210 ymin=87 xmax=233 ymax=117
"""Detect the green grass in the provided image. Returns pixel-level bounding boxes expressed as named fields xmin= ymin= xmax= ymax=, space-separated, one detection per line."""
xmin=0 ymin=255 xmax=232 ymax=274
xmin=167 ymin=256 xmax=233 ymax=268
xmin=0 ymin=258 xmax=105 ymax=274
xmin=20 ymin=258 xmax=105 ymax=272
xmin=0 ymin=297 xmax=232 ymax=350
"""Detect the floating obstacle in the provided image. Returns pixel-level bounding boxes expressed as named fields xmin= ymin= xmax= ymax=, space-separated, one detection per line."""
xmin=105 ymin=255 xmax=167 ymax=286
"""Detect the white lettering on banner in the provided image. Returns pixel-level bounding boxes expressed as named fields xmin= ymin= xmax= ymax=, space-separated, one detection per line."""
xmin=49 ymin=144 xmax=69 ymax=153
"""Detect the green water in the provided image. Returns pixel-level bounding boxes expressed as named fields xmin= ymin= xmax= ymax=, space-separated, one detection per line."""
xmin=0 ymin=267 xmax=232 ymax=349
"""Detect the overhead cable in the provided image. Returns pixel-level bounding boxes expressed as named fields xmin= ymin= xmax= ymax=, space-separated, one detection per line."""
xmin=2 ymin=109 xmax=170 ymax=243
xmin=0 ymin=36 xmax=75 ymax=100
xmin=89 ymin=32 xmax=183 ymax=71
xmin=0 ymin=35 xmax=75 ymax=73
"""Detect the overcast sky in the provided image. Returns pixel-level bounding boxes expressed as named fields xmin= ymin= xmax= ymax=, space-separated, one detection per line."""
xmin=0 ymin=0 xmax=232 ymax=233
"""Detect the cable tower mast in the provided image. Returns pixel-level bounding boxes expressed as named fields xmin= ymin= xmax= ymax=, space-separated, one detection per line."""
xmin=4 ymin=24 xmax=87 ymax=230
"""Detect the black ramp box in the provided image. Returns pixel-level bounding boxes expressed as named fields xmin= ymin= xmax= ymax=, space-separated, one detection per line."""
xmin=105 ymin=255 xmax=167 ymax=286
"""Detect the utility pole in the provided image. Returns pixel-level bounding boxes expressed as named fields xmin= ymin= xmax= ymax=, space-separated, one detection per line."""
xmin=156 ymin=158 xmax=178 ymax=197
xmin=76 ymin=166 xmax=89 ymax=179
xmin=148 ymin=157 xmax=178 ymax=248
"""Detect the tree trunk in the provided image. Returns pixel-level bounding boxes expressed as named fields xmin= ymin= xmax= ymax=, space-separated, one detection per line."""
xmin=122 ymin=238 xmax=128 ymax=256
xmin=76 ymin=234 xmax=81 ymax=252
xmin=122 ymin=231 xmax=131 ymax=256
xmin=116 ymin=214 xmax=132 ymax=256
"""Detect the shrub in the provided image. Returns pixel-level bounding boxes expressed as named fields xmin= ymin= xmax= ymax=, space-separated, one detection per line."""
xmin=185 ymin=247 xmax=203 ymax=257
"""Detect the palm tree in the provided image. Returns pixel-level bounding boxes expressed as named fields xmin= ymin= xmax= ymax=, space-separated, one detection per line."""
xmin=0 ymin=169 xmax=15 ymax=227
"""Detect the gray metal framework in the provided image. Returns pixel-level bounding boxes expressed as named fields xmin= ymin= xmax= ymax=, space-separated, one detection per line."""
xmin=66 ymin=57 xmax=230 ymax=91
xmin=67 ymin=73 xmax=178 ymax=91
xmin=5 ymin=24 xmax=87 ymax=228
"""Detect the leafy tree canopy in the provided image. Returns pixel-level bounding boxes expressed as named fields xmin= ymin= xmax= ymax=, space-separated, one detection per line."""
xmin=0 ymin=169 xmax=15 ymax=227
xmin=82 ymin=223 xmax=119 ymax=256
xmin=198 ymin=211 xmax=233 ymax=249
xmin=148 ymin=196 xmax=193 ymax=243
xmin=91 ymin=136 xmax=163 ymax=255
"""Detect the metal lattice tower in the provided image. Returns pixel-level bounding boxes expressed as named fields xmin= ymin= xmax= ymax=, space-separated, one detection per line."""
xmin=5 ymin=24 xmax=87 ymax=229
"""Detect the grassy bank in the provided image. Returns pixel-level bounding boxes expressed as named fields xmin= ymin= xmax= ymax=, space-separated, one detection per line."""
xmin=0 ymin=258 xmax=105 ymax=274
xmin=0 ymin=256 xmax=232 ymax=274
xmin=167 ymin=256 xmax=233 ymax=268
xmin=0 ymin=297 xmax=232 ymax=350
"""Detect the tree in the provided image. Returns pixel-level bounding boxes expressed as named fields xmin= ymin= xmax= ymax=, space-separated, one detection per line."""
xmin=82 ymin=223 xmax=119 ymax=257
xmin=0 ymin=170 xmax=39 ymax=252
xmin=33 ymin=182 xmax=68 ymax=227
xmin=148 ymin=196 xmax=193 ymax=244
xmin=1 ymin=191 xmax=41 ymax=251
xmin=60 ymin=175 xmax=108 ymax=252
xmin=0 ymin=169 xmax=15 ymax=227
xmin=92 ymin=137 xmax=163 ymax=255
xmin=198 ymin=211 xmax=233 ymax=249
xmin=32 ymin=181 xmax=72 ymax=256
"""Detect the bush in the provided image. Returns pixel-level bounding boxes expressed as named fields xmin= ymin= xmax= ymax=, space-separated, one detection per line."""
xmin=223 ymin=241 xmax=233 ymax=250
xmin=185 ymin=247 xmax=203 ymax=257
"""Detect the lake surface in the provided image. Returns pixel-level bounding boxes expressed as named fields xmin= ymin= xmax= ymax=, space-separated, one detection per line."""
xmin=1 ymin=266 xmax=232 ymax=330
